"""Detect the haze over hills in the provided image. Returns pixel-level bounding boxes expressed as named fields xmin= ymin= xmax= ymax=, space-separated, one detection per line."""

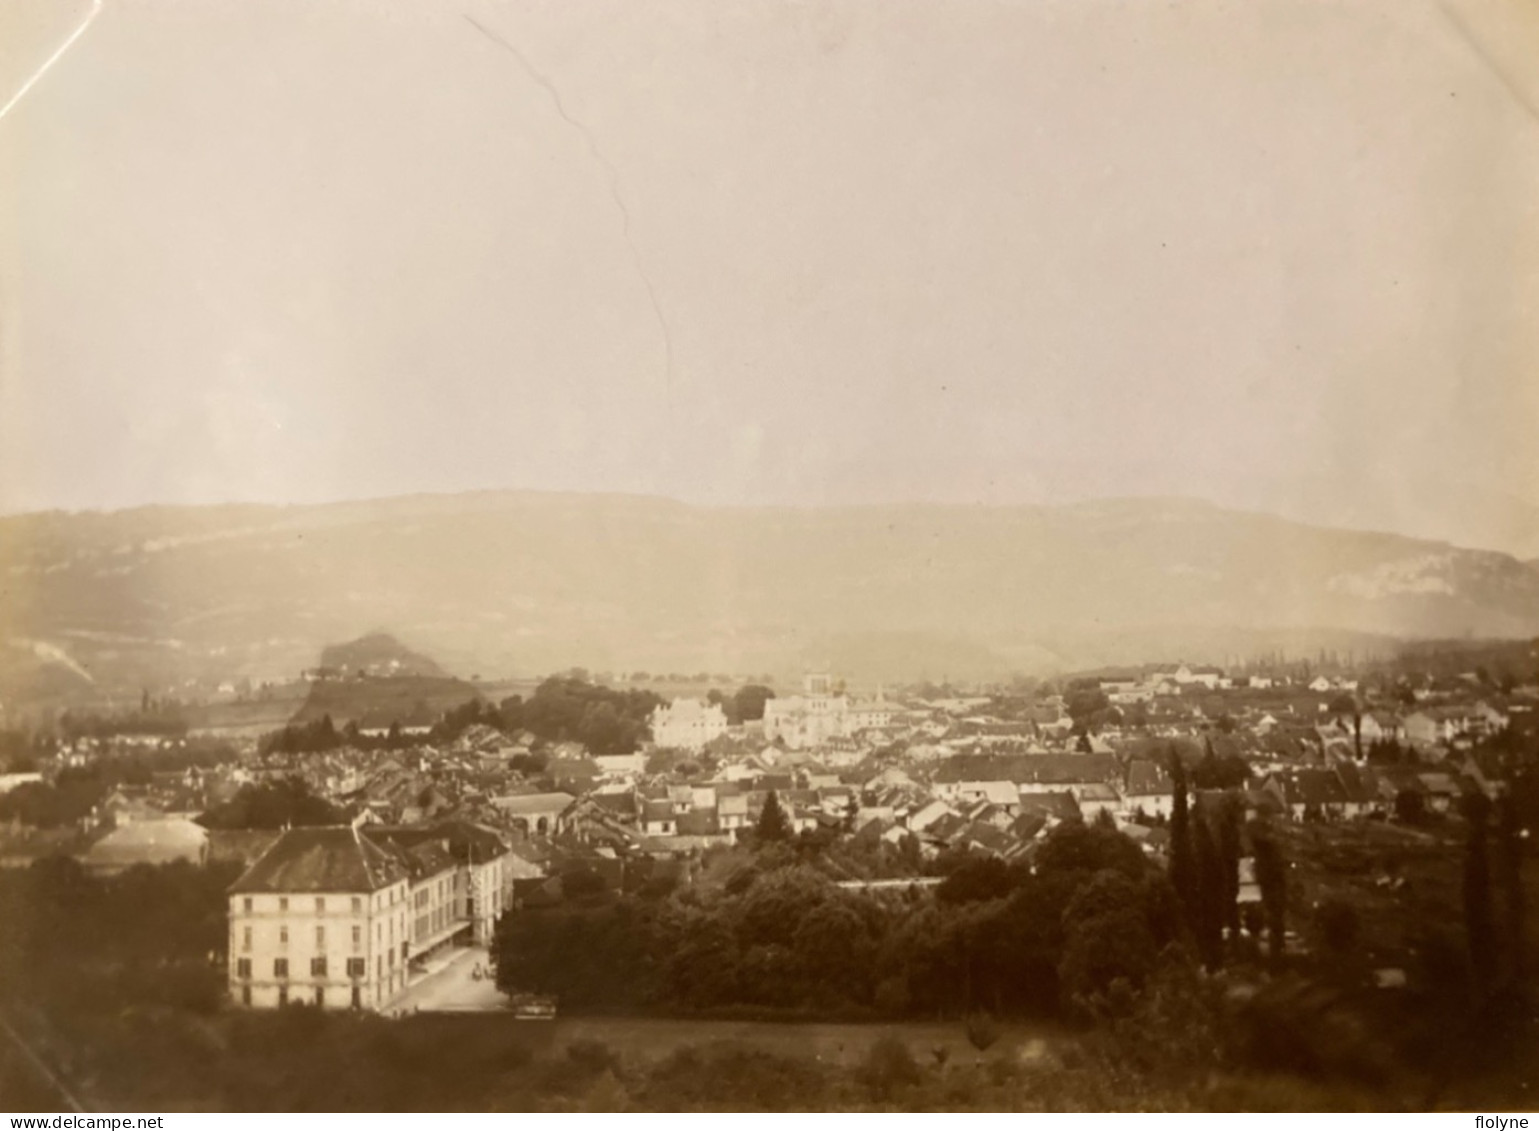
xmin=1 ymin=491 xmax=1538 ymax=703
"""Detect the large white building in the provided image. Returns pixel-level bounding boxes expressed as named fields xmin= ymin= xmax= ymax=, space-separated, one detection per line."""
xmin=846 ymin=700 xmax=900 ymax=731
xmin=228 ymin=826 xmax=414 ymax=1011
xmin=762 ymin=674 xmax=898 ymax=749
xmin=227 ymin=820 xmax=514 ymax=1011
xmin=650 ymin=698 xmax=729 ymax=750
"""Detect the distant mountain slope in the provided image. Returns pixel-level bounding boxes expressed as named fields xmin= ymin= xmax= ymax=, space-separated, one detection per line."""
xmin=2 ymin=491 xmax=1538 ymax=699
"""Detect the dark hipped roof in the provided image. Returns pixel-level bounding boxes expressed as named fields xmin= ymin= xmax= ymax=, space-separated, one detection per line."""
xmin=934 ymin=753 xmax=1119 ymax=786
xmin=363 ymin=820 xmax=508 ymax=865
xmin=590 ymin=792 xmax=639 ymax=818
xmin=675 ymin=809 xmax=720 ymax=836
xmin=397 ymin=838 xmax=458 ymax=880
xmin=228 ymin=826 xmax=407 ymax=894
xmin=642 ymin=799 xmax=675 ymax=822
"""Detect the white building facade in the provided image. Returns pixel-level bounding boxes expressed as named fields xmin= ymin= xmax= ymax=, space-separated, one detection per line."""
xmin=763 ymin=674 xmax=851 ymax=750
xmin=227 ymin=821 xmax=513 ymax=1011
xmin=650 ymin=698 xmax=730 ymax=750
xmin=228 ymin=827 xmax=414 ymax=1012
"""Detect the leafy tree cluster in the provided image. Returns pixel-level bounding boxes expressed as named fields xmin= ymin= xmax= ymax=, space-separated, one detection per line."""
xmin=645 ymin=750 xmax=713 ymax=780
xmin=57 ymin=702 xmax=190 ymax=741
xmin=1189 ymin=740 xmax=1251 ymax=790
xmin=0 ymin=778 xmax=99 ymax=829
xmin=261 ymin=711 xmax=436 ymax=755
xmin=1 ymin=726 xmax=56 ymax=771
xmin=0 ymin=856 xmax=239 ymax=1020
xmin=509 ymin=751 xmax=549 ymax=777
xmin=705 ymin=684 xmax=776 ymax=725
xmin=506 ymin=678 xmax=665 ymax=756
xmin=0 ymin=763 xmax=121 ymax=829
xmin=1326 ymin=693 xmax=1359 ymax=718
xmin=495 ymin=821 xmax=1180 ymax=1021
xmin=0 ymin=744 xmax=235 ymax=830
xmin=431 ymin=697 xmax=502 ymax=741
xmin=1365 ymin=738 xmax=1415 ymax=767
xmin=733 ymin=818 xmax=929 ymax=884
xmin=1064 ymin=680 xmax=1113 ymax=734
xmin=121 ymin=740 xmax=234 ymax=777
xmin=196 ymin=777 xmax=345 ymax=829
xmin=1473 ymin=727 xmax=1539 ymax=827
xmin=259 ymin=678 xmax=666 ymax=758
xmin=260 ymin=714 xmax=348 ymax=756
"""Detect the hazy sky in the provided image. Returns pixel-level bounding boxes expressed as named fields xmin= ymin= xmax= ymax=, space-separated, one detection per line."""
xmin=2 ymin=0 xmax=1538 ymax=553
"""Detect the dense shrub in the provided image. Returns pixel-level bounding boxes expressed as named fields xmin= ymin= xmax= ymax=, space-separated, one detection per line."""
xmin=859 ymin=1035 xmax=922 ymax=1103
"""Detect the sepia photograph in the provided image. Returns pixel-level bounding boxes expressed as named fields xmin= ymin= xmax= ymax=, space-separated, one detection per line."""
xmin=1 ymin=0 xmax=1538 ymax=1115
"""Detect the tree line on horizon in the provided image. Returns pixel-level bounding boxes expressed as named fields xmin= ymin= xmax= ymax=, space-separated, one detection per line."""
xmin=256 ymin=674 xmax=779 ymax=759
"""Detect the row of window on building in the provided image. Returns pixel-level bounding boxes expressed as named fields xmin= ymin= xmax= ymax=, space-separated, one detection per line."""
xmin=240 ymin=923 xmax=377 ymax=951
xmin=237 ymin=984 xmax=365 ymax=1009
xmin=235 ymin=955 xmax=372 ymax=980
xmin=240 ymin=895 xmax=367 ymax=915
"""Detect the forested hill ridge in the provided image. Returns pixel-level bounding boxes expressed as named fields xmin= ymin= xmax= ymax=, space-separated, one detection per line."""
xmin=316 ymin=632 xmax=446 ymax=678
xmin=2 ymin=491 xmax=1538 ymax=700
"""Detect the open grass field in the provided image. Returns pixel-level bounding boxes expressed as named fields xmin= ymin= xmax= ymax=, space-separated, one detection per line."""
xmin=497 ymin=1014 xmax=1059 ymax=1069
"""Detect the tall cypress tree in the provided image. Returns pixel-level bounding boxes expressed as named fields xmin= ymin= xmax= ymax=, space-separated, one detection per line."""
xmin=1252 ymin=820 xmax=1288 ymax=970
xmin=1168 ymin=746 xmax=1197 ymax=925
xmin=756 ymin=789 xmax=791 ymax=845
xmin=1463 ymin=790 xmax=1498 ymax=1001
xmin=1217 ymin=794 xmax=1243 ymax=952
xmin=1493 ymin=793 xmax=1525 ymax=989
xmin=1193 ymin=813 xmax=1226 ymax=970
